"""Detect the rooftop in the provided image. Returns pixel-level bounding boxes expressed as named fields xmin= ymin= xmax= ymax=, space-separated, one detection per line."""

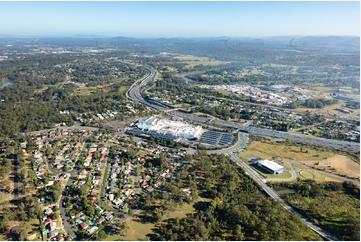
xmin=258 ymin=159 xmax=284 ymax=172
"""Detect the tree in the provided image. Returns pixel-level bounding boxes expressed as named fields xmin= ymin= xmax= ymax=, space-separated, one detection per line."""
xmin=18 ymin=222 xmax=30 ymax=241
xmin=153 ymin=208 xmax=163 ymax=222
xmin=97 ymin=230 xmax=107 ymax=240
xmin=112 ymin=220 xmax=128 ymax=236
xmin=128 ymin=208 xmax=134 ymax=216
xmin=0 ymin=216 xmax=9 ymax=233
xmin=53 ymin=211 xmax=60 ymax=220
xmin=235 ymin=225 xmax=245 ymax=240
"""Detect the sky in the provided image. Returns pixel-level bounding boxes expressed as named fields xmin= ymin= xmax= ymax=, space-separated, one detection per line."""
xmin=0 ymin=1 xmax=359 ymax=37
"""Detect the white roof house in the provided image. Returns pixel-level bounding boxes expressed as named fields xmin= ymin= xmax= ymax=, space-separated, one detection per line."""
xmin=257 ymin=159 xmax=284 ymax=174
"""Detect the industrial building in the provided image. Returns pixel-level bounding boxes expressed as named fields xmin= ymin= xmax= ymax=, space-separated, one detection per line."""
xmin=132 ymin=116 xmax=204 ymax=140
xmin=257 ymin=159 xmax=284 ymax=174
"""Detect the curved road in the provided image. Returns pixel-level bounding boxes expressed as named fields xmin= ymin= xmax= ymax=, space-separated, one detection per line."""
xmin=127 ymin=66 xmax=359 ymax=154
xmin=126 ymin=65 xmax=353 ymax=241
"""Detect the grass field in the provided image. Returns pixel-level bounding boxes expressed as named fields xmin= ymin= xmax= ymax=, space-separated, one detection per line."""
xmin=105 ymin=217 xmax=155 ymax=241
xmin=239 ymin=139 xmax=336 ymax=164
xmin=77 ymin=86 xmax=101 ymax=96
xmin=162 ymin=201 xmax=196 ymax=220
xmin=263 ymin=171 xmax=292 ymax=179
xmin=75 ymin=78 xmax=128 ymax=96
xmin=292 ymin=163 xmax=351 ymax=183
xmin=302 ymin=154 xmax=360 ymax=179
xmin=105 ymin=201 xmax=198 ymax=241
xmin=294 ymin=102 xmax=343 ymax=113
xmin=239 ymin=138 xmax=360 ymax=181
xmin=238 ymin=67 xmax=269 ymax=76
xmin=174 ymin=55 xmax=227 ymax=68
xmin=34 ymin=85 xmax=57 ymax=94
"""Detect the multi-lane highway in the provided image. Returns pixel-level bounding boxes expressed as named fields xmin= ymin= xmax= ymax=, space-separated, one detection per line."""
xmin=127 ymin=66 xmax=360 ymax=154
xmin=126 ymin=65 xmax=360 ymax=241
xmin=126 ymin=66 xmax=158 ymax=108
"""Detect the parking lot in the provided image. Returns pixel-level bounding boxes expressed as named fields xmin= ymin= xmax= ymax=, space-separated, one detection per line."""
xmin=200 ymin=131 xmax=234 ymax=146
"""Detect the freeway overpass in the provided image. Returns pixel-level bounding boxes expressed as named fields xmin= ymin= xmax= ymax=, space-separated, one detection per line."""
xmin=126 ymin=65 xmax=359 ymax=240
xmin=127 ymin=66 xmax=359 ymax=154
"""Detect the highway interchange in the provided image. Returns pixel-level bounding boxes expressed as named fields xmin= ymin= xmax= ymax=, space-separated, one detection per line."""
xmin=127 ymin=66 xmax=359 ymax=154
xmin=126 ymin=65 xmax=359 ymax=241
xmin=36 ymin=64 xmax=356 ymax=241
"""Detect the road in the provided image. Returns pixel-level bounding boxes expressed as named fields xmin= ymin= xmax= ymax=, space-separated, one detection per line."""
xmin=208 ymin=132 xmax=249 ymax=155
xmin=175 ymin=71 xmax=203 ymax=84
xmin=45 ymin=155 xmax=58 ymax=175
xmin=224 ymin=152 xmax=338 ymax=241
xmin=126 ymin=65 xmax=351 ymax=241
xmin=12 ymin=148 xmax=19 ymax=203
xmin=28 ymin=125 xmax=99 ymax=136
xmin=98 ymin=149 xmax=128 ymax=220
xmin=126 ymin=66 xmax=157 ymax=107
xmin=127 ymin=66 xmax=359 ymax=154
xmin=58 ymin=141 xmax=88 ymax=240
xmin=52 ymin=75 xmax=71 ymax=108
xmin=100 ymin=157 xmax=110 ymax=201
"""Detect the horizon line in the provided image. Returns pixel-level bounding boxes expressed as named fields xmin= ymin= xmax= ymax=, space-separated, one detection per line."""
xmin=0 ymin=34 xmax=360 ymax=39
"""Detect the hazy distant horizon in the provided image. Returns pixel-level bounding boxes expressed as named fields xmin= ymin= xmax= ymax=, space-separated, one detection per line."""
xmin=0 ymin=34 xmax=359 ymax=39
xmin=0 ymin=1 xmax=359 ymax=37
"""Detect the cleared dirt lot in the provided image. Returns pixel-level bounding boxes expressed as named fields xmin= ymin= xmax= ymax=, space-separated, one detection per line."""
xmin=302 ymin=154 xmax=360 ymax=179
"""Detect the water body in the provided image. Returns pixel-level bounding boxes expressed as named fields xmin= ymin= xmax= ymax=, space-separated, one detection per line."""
xmin=0 ymin=81 xmax=13 ymax=89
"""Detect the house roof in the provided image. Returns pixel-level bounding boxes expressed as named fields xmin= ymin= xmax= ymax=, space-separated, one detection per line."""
xmin=75 ymin=211 xmax=83 ymax=218
xmin=98 ymin=217 xmax=105 ymax=223
xmin=80 ymin=222 xmax=88 ymax=229
xmin=141 ymin=180 xmax=148 ymax=187
xmin=44 ymin=217 xmax=53 ymax=225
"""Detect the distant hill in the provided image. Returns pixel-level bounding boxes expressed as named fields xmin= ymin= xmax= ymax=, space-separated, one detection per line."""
xmin=1 ymin=35 xmax=358 ymax=55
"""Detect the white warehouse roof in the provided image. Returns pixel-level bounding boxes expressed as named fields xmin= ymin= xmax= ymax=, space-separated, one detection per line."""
xmin=258 ymin=159 xmax=284 ymax=172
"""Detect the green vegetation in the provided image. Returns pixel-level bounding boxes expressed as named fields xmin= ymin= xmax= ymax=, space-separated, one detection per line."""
xmin=154 ymin=152 xmax=320 ymax=240
xmin=109 ymin=202 xmax=197 ymax=241
xmin=287 ymin=98 xmax=339 ymax=109
xmin=0 ymin=197 xmax=43 ymax=240
xmin=0 ymin=54 xmax=147 ymax=136
xmin=272 ymin=180 xmax=360 ymax=240
xmin=173 ymin=55 xmax=228 ymax=68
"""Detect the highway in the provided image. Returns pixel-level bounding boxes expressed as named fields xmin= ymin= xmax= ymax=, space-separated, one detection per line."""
xmin=126 ymin=65 xmax=357 ymax=240
xmin=127 ymin=66 xmax=359 ymax=154
xmin=126 ymin=66 xmax=158 ymax=108
xmin=212 ymin=137 xmax=338 ymax=241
